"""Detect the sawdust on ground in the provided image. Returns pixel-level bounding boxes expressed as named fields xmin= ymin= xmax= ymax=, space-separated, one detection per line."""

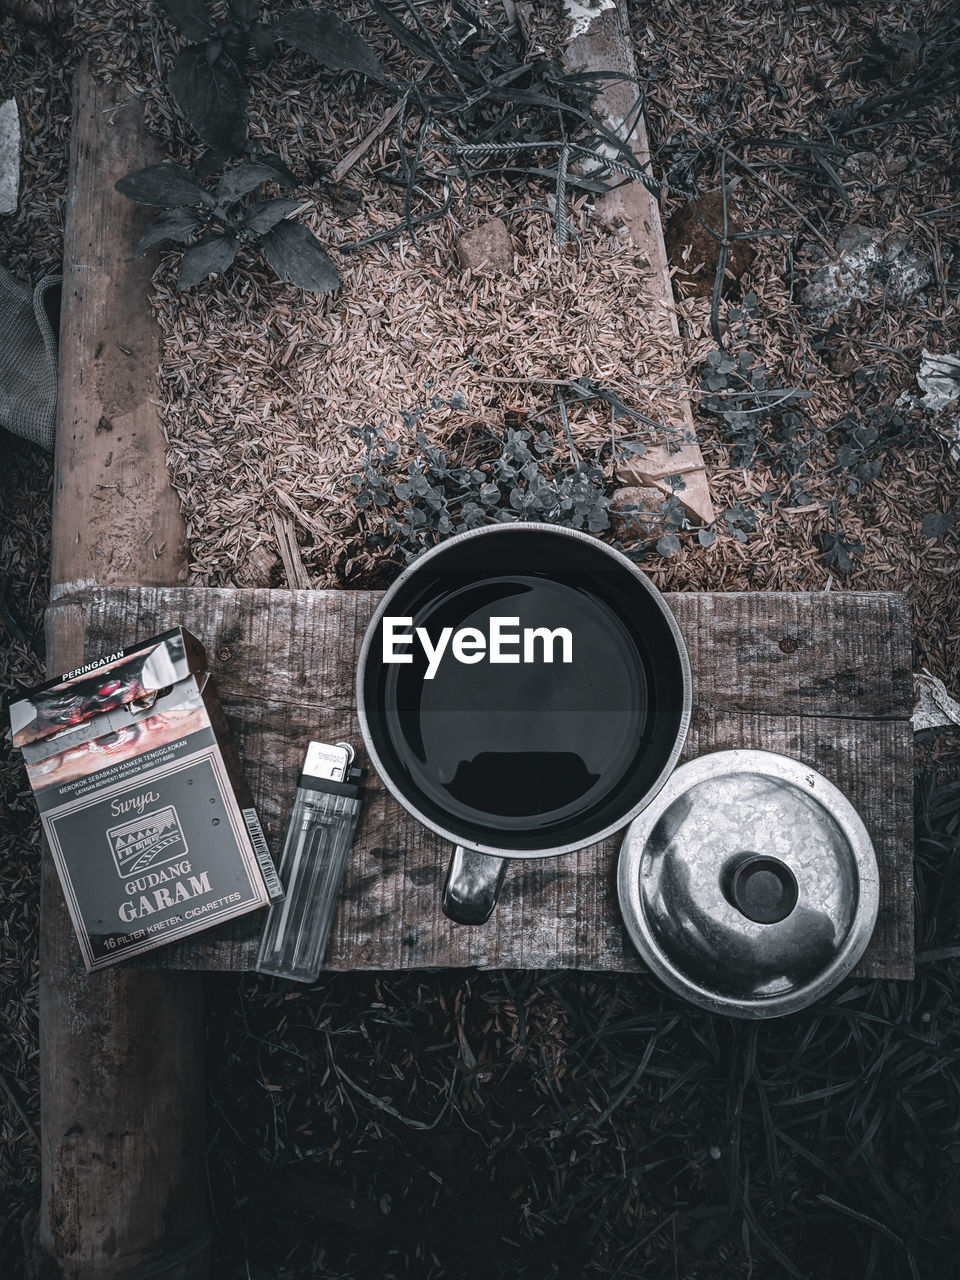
xmin=68 ymin=0 xmax=959 ymax=676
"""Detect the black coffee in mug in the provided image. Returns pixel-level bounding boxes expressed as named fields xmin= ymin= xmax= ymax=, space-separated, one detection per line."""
xmin=389 ymin=572 xmax=646 ymax=827
xmin=360 ymin=527 xmax=689 ymax=854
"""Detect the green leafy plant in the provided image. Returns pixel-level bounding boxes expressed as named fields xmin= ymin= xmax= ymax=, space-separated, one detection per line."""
xmin=128 ymin=2 xmax=671 ymax=298
xmin=921 ymin=510 xmax=955 ymax=539
xmin=157 ymin=0 xmax=385 ymax=156
xmin=820 ymin=529 xmax=863 ymax=573
xmin=824 ymin=367 xmax=908 ymax=496
xmin=700 ymin=347 xmax=812 ymax=496
xmin=820 ymin=499 xmax=864 ymax=574
xmin=719 ymin=501 xmax=757 ymax=544
xmin=350 ymin=400 xmax=710 ymax=566
xmin=697 ymin=347 xmax=921 ymax=571
xmin=351 ymin=415 xmax=616 ymax=560
xmin=648 ymin=481 xmax=701 ymax=559
xmin=115 ymin=160 xmax=338 ymax=291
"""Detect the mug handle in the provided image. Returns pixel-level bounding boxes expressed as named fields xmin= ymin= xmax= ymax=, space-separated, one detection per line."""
xmin=442 ymin=846 xmax=508 ymax=925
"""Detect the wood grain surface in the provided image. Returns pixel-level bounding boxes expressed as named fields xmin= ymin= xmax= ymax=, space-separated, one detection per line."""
xmin=41 ymin=62 xmax=208 ymax=1280
xmin=557 ymin=0 xmax=715 ymax=524
xmin=51 ymin=81 xmax=189 ymax=593
xmin=46 ymin=586 xmax=914 ymax=980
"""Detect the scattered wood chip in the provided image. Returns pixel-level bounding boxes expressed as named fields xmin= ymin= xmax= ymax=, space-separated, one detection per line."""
xmin=271 ymin=512 xmax=312 ymax=591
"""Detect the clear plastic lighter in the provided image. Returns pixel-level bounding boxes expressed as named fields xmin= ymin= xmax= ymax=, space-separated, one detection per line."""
xmin=256 ymin=741 xmax=364 ymax=983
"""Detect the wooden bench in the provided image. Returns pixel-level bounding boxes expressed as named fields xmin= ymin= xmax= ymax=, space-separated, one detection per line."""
xmin=47 ymin=584 xmax=915 ymax=980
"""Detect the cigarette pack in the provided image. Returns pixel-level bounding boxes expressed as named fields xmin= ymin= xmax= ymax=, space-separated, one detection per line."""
xmin=10 ymin=626 xmax=282 ymax=971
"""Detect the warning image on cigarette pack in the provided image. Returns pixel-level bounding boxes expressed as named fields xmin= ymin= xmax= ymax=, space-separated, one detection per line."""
xmin=106 ymin=805 xmax=189 ymax=878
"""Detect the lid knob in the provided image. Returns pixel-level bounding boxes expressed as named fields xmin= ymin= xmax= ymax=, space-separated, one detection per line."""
xmin=726 ymin=854 xmax=798 ymax=924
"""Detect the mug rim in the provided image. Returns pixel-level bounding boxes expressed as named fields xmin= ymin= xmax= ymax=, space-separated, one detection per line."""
xmin=355 ymin=522 xmax=693 ymax=859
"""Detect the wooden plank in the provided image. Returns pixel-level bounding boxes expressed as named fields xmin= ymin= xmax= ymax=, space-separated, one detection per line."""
xmin=47 ymin=587 xmax=914 ymax=980
xmin=40 ymin=61 xmax=209 ymax=1280
xmin=51 ymin=85 xmax=188 ymax=594
xmin=53 ymin=587 xmax=914 ymax=719
xmin=544 ymin=0 xmax=715 ymax=525
xmin=678 ymin=591 xmax=914 ymax=720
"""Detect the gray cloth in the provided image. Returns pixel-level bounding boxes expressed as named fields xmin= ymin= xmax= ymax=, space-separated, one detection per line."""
xmin=0 ymin=264 xmax=61 ymax=452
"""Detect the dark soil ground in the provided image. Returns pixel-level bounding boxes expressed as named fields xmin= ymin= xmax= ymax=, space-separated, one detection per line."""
xmin=0 ymin=437 xmax=49 ymax=1269
xmin=2 ymin=2 xmax=960 ymax=1278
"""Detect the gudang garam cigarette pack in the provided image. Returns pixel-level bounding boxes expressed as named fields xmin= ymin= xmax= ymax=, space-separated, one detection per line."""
xmin=10 ymin=627 xmax=282 ymax=971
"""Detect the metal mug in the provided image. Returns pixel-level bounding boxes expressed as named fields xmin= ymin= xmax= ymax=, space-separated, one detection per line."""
xmin=355 ymin=523 xmax=692 ymax=924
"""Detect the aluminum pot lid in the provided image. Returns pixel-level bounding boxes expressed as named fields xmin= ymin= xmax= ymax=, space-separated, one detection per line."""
xmin=617 ymin=750 xmax=879 ymax=1018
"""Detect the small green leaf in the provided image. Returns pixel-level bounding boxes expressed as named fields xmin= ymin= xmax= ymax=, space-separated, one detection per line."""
xmin=136 ymin=206 xmax=200 ymax=254
xmin=698 ymin=525 xmax=717 ymax=548
xmin=246 ymin=149 xmax=298 ymax=187
xmin=177 ymin=232 xmax=238 ymax=289
xmin=272 ymin=8 xmax=385 ymax=80
xmin=260 ymin=220 xmax=339 ymax=292
xmin=250 ymin=21 xmax=276 ymax=60
xmin=921 ymin=511 xmax=954 ymax=539
xmin=216 ymin=163 xmax=280 ymax=205
xmin=157 ymin=0 xmax=212 ymax=42
xmin=221 ymin=25 xmax=250 ymax=67
xmin=169 ymin=44 xmax=248 ymax=155
xmin=116 ymin=162 xmax=213 ymax=208
xmin=821 ymin=530 xmax=863 ymax=574
xmin=657 ymin=533 xmax=681 ymax=557
xmin=245 ymin=197 xmax=300 ymax=234
xmin=228 ymin=0 xmax=260 ymax=25
xmin=195 ymin=148 xmax=228 ymax=181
